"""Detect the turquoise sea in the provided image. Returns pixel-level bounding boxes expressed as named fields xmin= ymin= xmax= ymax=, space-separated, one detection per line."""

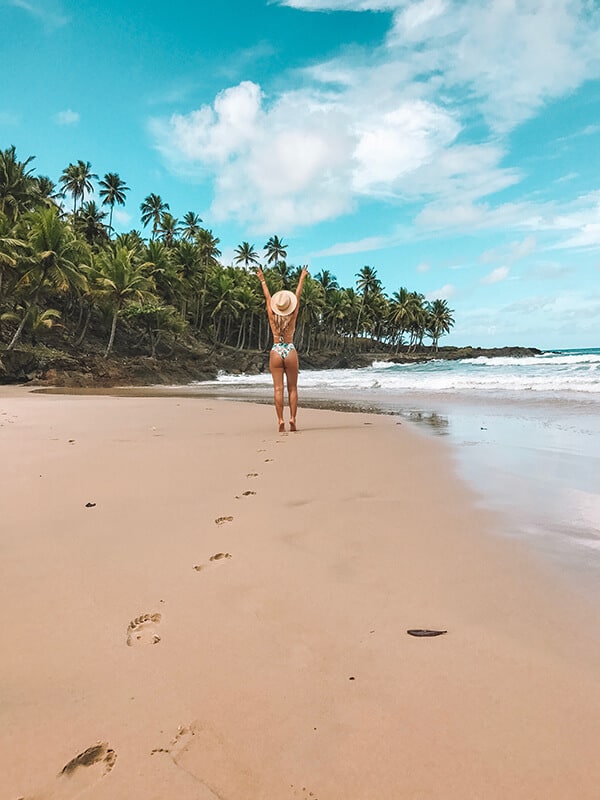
xmin=194 ymin=348 xmax=600 ymax=593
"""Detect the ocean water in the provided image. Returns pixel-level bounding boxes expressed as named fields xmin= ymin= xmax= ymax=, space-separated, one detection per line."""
xmin=196 ymin=348 xmax=600 ymax=589
xmin=213 ymin=347 xmax=600 ymax=401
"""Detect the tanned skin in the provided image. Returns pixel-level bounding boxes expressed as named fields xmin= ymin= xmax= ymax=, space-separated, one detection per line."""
xmin=257 ymin=266 xmax=308 ymax=432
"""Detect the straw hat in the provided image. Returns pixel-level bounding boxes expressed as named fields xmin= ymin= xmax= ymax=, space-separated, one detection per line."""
xmin=270 ymin=289 xmax=297 ymax=317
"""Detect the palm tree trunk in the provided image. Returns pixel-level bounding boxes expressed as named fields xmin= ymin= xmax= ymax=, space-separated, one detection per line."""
xmin=75 ymin=304 xmax=93 ymax=347
xmin=7 ymin=309 xmax=31 ymax=350
xmin=236 ymin=314 xmax=245 ymax=349
xmin=7 ymin=267 xmax=47 ymax=351
xmin=104 ymin=307 xmax=119 ymax=356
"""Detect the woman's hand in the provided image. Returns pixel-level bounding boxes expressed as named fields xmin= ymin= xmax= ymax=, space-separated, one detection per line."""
xmin=256 ymin=267 xmax=265 ymax=282
xmin=301 ymin=265 xmax=309 ymax=278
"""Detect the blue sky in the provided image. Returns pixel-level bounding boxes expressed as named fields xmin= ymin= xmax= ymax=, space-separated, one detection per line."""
xmin=2 ymin=0 xmax=600 ymax=348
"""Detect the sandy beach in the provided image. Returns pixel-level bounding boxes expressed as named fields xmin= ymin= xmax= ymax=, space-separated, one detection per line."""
xmin=2 ymin=387 xmax=600 ymax=800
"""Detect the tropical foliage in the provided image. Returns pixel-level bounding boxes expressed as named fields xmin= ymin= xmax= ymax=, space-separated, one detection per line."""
xmin=0 ymin=146 xmax=455 ymax=359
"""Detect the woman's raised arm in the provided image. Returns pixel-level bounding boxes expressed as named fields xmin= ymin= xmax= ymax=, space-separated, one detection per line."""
xmin=256 ymin=267 xmax=271 ymax=303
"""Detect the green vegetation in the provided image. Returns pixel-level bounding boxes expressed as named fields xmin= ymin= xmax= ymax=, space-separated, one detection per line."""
xmin=0 ymin=145 xmax=455 ymax=360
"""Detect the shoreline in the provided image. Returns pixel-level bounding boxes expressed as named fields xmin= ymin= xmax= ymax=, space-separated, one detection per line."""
xmin=2 ymin=387 xmax=600 ymax=798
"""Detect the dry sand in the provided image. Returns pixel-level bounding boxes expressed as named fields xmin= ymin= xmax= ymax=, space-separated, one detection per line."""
xmin=1 ymin=386 xmax=600 ymax=800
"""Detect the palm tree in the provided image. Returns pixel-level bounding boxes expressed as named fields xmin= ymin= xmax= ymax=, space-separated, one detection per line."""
xmin=114 ymin=230 xmax=144 ymax=253
xmin=74 ymin=201 xmax=109 ymax=248
xmin=355 ymin=265 xmax=382 ymax=339
xmin=195 ymin=228 xmax=221 ymax=262
xmin=388 ymin=287 xmax=414 ymax=351
xmin=263 ymin=235 xmax=287 ymax=268
xmin=173 ymin=239 xmax=202 ymax=319
xmin=7 ymin=208 xmax=88 ymax=350
xmin=233 ymin=281 xmax=261 ymax=349
xmin=0 ymin=215 xmax=25 ymax=304
xmin=98 ymin=172 xmax=129 ymax=234
xmin=181 ymin=211 xmax=202 ymax=241
xmin=405 ymin=292 xmax=427 ymax=350
xmin=234 ymin=241 xmax=260 ymax=268
xmin=427 ymin=298 xmax=455 ymax=351
xmin=59 ymin=160 xmax=97 ymax=213
xmin=195 ymin=228 xmax=221 ymax=329
xmin=322 ymin=288 xmax=349 ymax=348
xmin=208 ymin=270 xmax=242 ymax=343
xmin=34 ymin=176 xmax=61 ymax=209
xmin=314 ymin=269 xmax=338 ymax=297
xmin=140 ymin=194 xmax=169 ymax=239
xmin=272 ymin=261 xmax=291 ymax=289
xmin=295 ymin=277 xmax=324 ymax=353
xmin=92 ymin=245 xmax=154 ymax=356
xmin=145 ymin=239 xmax=182 ymax=306
xmin=0 ymin=146 xmax=38 ymax=223
xmin=2 ymin=304 xmax=62 ymax=346
xmin=157 ymin=212 xmax=181 ymax=247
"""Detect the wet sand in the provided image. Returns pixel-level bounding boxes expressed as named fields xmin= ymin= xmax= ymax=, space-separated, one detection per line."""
xmin=2 ymin=386 xmax=600 ymax=799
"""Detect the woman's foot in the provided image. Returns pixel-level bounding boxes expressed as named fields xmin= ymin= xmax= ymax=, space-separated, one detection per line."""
xmin=278 ymin=421 xmax=286 ymax=433
xmin=289 ymin=419 xmax=297 ymax=432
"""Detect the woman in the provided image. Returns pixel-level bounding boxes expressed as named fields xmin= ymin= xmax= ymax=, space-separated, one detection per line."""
xmin=257 ymin=265 xmax=308 ymax=432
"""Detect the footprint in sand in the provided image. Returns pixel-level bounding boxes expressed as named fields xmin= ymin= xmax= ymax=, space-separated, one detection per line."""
xmin=194 ymin=553 xmax=232 ymax=571
xmin=126 ymin=613 xmax=162 ymax=646
xmin=235 ymin=489 xmax=256 ymax=499
xmin=151 ymin=724 xmax=196 ymax=757
xmin=215 ymin=515 xmax=234 ymax=526
xmin=152 ymin=723 xmax=263 ymax=798
xmin=19 ymin=742 xmax=116 ymax=800
xmin=264 ymin=458 xmax=274 ymax=463
xmin=291 ymin=785 xmax=319 ymax=799
xmin=246 ymin=472 xmax=259 ymax=478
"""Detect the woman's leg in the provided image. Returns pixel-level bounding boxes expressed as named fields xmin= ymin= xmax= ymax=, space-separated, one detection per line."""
xmin=269 ymin=349 xmax=286 ymax=432
xmin=284 ymin=349 xmax=299 ymax=431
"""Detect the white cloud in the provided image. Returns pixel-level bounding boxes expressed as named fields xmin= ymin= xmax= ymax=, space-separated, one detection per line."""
xmin=416 ymin=193 xmax=600 ymax=255
xmin=527 ymin=261 xmax=573 ymax=280
xmin=426 ymin=283 xmax=455 ymax=300
xmin=481 ymin=266 xmax=510 ymax=285
xmin=555 ymin=224 xmax=600 ymax=250
xmin=482 ymin=236 xmax=537 ymax=265
xmin=388 ymin=1 xmax=600 ymax=132
xmin=555 ymin=172 xmax=578 ymax=184
xmin=0 ymin=111 xmax=20 ymax=126
xmin=352 ymin=100 xmax=459 ymax=194
xmin=152 ymin=0 xmax=600 ymax=233
xmin=510 ymin=236 xmax=537 ymax=261
xmin=451 ymin=289 xmax=600 ymax=347
xmin=8 ymin=0 xmax=68 ymax=29
xmin=502 ymin=290 xmax=600 ymax=335
xmin=276 ymin=0 xmax=402 ymax=9
xmin=311 ymin=235 xmax=390 ymax=257
xmin=54 ymin=109 xmax=79 ymax=126
xmin=152 ymin=80 xmax=463 ymax=231
xmin=416 ymin=262 xmax=430 ymax=273
xmin=113 ymin=210 xmax=132 ymax=226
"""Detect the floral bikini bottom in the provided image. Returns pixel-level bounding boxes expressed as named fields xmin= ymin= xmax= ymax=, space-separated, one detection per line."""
xmin=271 ymin=342 xmax=296 ymax=359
